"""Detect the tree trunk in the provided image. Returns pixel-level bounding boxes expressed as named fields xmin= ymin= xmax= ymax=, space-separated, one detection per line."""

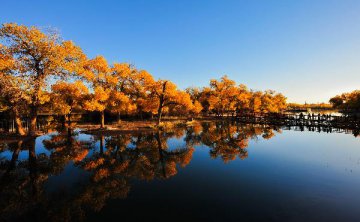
xmin=157 ymin=97 xmax=164 ymax=125
xmin=9 ymin=141 xmax=22 ymax=172
xmin=117 ymin=112 xmax=121 ymax=124
xmin=139 ymin=107 xmax=143 ymax=120
xmin=61 ymin=115 xmax=66 ymax=128
xmin=29 ymin=106 xmax=37 ymax=136
xmin=67 ymin=114 xmax=71 ymax=128
xmin=13 ymin=109 xmax=26 ymax=136
xmin=100 ymin=111 xmax=105 ymax=128
xmin=157 ymin=106 xmax=163 ymax=125
xmin=100 ymin=135 xmax=105 ymax=155
xmin=27 ymin=137 xmax=38 ymax=196
xmin=156 ymin=131 xmax=166 ymax=178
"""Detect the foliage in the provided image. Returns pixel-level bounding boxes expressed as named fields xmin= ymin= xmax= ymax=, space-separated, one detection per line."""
xmin=329 ymin=90 xmax=360 ymax=111
xmin=51 ymin=80 xmax=89 ymax=116
xmin=198 ymin=75 xmax=287 ymax=116
xmin=0 ymin=23 xmax=86 ymax=135
xmin=0 ymin=23 xmax=289 ymax=134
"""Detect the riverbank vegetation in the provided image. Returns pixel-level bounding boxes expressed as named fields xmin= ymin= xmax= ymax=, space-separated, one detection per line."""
xmin=0 ymin=23 xmax=288 ymax=136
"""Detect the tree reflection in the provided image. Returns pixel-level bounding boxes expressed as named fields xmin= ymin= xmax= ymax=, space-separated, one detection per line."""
xmin=0 ymin=137 xmax=49 ymax=221
xmin=0 ymin=122 xmax=282 ymax=220
xmin=81 ymin=129 xmax=194 ymax=182
xmin=0 ymin=128 xmax=194 ymax=221
xmin=2 ymin=121 xmax=360 ymax=220
xmin=186 ymin=121 xmax=281 ymax=163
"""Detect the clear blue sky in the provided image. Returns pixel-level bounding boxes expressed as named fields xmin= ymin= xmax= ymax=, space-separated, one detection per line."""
xmin=1 ymin=0 xmax=360 ymax=103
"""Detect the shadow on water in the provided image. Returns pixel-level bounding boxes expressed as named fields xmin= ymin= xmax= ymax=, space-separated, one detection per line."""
xmin=0 ymin=121 xmax=360 ymax=221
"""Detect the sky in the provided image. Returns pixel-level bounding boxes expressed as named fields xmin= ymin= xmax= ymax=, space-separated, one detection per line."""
xmin=1 ymin=0 xmax=360 ymax=103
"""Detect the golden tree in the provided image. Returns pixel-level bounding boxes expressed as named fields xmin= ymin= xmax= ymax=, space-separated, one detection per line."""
xmin=236 ymin=84 xmax=251 ymax=115
xmin=208 ymin=75 xmax=238 ymax=116
xmin=186 ymin=87 xmax=203 ymax=116
xmin=126 ymin=69 xmax=155 ymax=119
xmin=110 ymin=63 xmax=137 ymax=122
xmin=147 ymin=80 xmax=193 ymax=124
xmin=51 ymin=80 xmax=89 ymax=128
xmin=0 ymin=23 xmax=86 ymax=135
xmin=82 ymin=56 xmax=116 ymax=128
xmin=272 ymin=93 xmax=287 ymax=113
xmin=82 ymin=57 xmax=142 ymax=127
xmin=0 ymin=44 xmax=30 ymax=135
xmin=250 ymin=91 xmax=262 ymax=114
xmin=330 ymin=90 xmax=360 ymax=111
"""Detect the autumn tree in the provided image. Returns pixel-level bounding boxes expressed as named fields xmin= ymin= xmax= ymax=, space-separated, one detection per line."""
xmin=259 ymin=90 xmax=287 ymax=113
xmin=82 ymin=56 xmax=116 ymax=128
xmin=249 ymin=91 xmax=262 ymax=114
xmin=235 ymin=84 xmax=251 ymax=115
xmin=272 ymin=93 xmax=287 ymax=113
xmin=147 ymin=80 xmax=193 ymax=124
xmin=126 ymin=70 xmax=156 ymax=119
xmin=329 ymin=95 xmax=344 ymax=108
xmin=0 ymin=23 xmax=86 ymax=135
xmin=110 ymin=63 xmax=137 ymax=122
xmin=207 ymin=75 xmax=239 ymax=116
xmin=330 ymin=90 xmax=360 ymax=112
xmin=51 ymin=80 xmax=89 ymax=128
xmin=198 ymin=87 xmax=213 ymax=114
xmin=0 ymin=44 xmax=30 ymax=135
xmin=186 ymin=87 xmax=203 ymax=116
xmin=194 ymin=76 xmax=287 ymax=117
xmin=0 ymin=75 xmax=30 ymax=135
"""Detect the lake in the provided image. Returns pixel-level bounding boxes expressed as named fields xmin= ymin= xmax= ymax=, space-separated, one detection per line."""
xmin=1 ymin=121 xmax=360 ymax=222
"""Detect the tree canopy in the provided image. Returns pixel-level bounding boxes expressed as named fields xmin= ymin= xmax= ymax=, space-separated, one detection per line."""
xmin=0 ymin=23 xmax=288 ymax=135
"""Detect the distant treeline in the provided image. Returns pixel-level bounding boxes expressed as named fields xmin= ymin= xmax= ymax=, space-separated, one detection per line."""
xmin=287 ymin=103 xmax=333 ymax=110
xmin=0 ymin=23 xmax=289 ymax=136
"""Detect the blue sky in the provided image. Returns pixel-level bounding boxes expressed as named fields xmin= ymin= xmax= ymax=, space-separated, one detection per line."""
xmin=1 ymin=0 xmax=360 ymax=103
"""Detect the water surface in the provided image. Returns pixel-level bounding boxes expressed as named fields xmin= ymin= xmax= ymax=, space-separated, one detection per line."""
xmin=1 ymin=122 xmax=360 ymax=221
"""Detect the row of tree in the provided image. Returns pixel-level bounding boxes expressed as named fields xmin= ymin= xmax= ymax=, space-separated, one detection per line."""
xmin=0 ymin=23 xmax=287 ymax=136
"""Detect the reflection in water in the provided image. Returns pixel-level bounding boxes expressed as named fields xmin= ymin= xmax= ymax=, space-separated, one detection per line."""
xmin=186 ymin=122 xmax=280 ymax=163
xmin=0 ymin=125 xmax=197 ymax=221
xmin=0 ymin=121 xmax=358 ymax=221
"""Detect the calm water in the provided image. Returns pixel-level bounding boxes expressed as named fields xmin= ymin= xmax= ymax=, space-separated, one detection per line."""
xmin=1 ymin=122 xmax=360 ymax=222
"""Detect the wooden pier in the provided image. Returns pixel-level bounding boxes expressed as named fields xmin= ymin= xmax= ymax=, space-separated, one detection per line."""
xmin=235 ymin=113 xmax=360 ymax=131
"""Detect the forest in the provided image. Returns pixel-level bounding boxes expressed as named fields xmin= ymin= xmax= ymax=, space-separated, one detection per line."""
xmin=0 ymin=23 xmax=288 ymax=136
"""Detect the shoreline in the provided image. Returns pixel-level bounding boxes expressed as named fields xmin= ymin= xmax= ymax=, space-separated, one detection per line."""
xmin=1 ymin=114 xmax=360 ymax=141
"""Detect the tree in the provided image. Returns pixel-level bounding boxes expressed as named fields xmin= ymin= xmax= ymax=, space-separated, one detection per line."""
xmin=209 ymin=75 xmax=238 ymax=116
xmin=250 ymin=91 xmax=262 ymax=114
xmin=147 ymin=80 xmax=193 ymax=124
xmin=110 ymin=63 xmax=137 ymax=122
xmin=0 ymin=44 xmax=30 ymax=135
xmin=0 ymin=23 xmax=86 ymax=135
xmin=329 ymin=90 xmax=360 ymax=112
xmin=126 ymin=70 xmax=155 ymax=119
xmin=186 ymin=87 xmax=203 ymax=116
xmin=260 ymin=90 xmax=276 ymax=113
xmin=51 ymin=80 xmax=89 ymax=128
xmin=272 ymin=93 xmax=287 ymax=113
xmin=82 ymin=56 xmax=116 ymax=128
xmin=329 ymin=95 xmax=344 ymax=108
xmin=0 ymin=75 xmax=30 ymax=136
xmin=235 ymin=84 xmax=251 ymax=115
